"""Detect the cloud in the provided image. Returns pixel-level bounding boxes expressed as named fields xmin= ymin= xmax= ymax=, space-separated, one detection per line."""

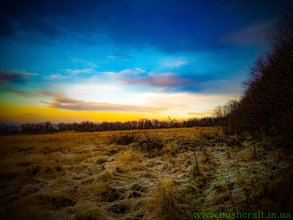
xmin=72 ymin=59 xmax=98 ymax=68
xmin=13 ymin=90 xmax=67 ymax=98
xmin=49 ymin=74 xmax=64 ymax=78
xmin=44 ymin=67 xmax=96 ymax=80
xmin=43 ymin=74 xmax=69 ymax=79
xmin=156 ymin=69 xmax=247 ymax=95
xmin=134 ymin=68 xmax=146 ymax=73
xmin=120 ymin=68 xmax=145 ymax=75
xmin=140 ymin=92 xmax=231 ymax=113
xmin=103 ymin=68 xmax=146 ymax=77
xmin=219 ymin=20 xmax=276 ymax=45
xmin=66 ymin=68 xmax=93 ymax=74
xmin=0 ymin=69 xmax=37 ymax=84
xmin=162 ymin=57 xmax=190 ymax=68
xmin=107 ymin=56 xmax=119 ymax=59
xmin=0 ymin=87 xmax=68 ymax=98
xmin=119 ymin=72 xmax=193 ymax=87
xmin=42 ymin=97 xmax=168 ymax=112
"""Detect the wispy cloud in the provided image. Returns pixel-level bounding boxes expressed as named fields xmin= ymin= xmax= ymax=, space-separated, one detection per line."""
xmin=0 ymin=69 xmax=37 ymax=84
xmin=42 ymin=97 xmax=168 ymax=112
xmin=49 ymin=74 xmax=64 ymax=78
xmin=107 ymin=56 xmax=119 ymax=59
xmin=44 ymin=68 xmax=95 ymax=80
xmin=219 ymin=19 xmax=276 ymax=45
xmin=133 ymin=68 xmax=146 ymax=73
xmin=66 ymin=68 xmax=93 ymax=74
xmin=14 ymin=90 xmax=67 ymax=98
xmin=103 ymin=68 xmax=146 ymax=77
xmin=119 ymin=72 xmax=193 ymax=87
xmin=162 ymin=57 xmax=190 ymax=68
xmin=72 ymin=59 xmax=98 ymax=68
xmin=120 ymin=68 xmax=146 ymax=75
xmin=44 ymin=74 xmax=68 ymax=79
xmin=5 ymin=87 xmax=167 ymax=113
xmin=6 ymin=88 xmax=89 ymax=101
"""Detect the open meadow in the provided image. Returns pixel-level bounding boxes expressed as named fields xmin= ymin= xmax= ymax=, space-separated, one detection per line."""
xmin=0 ymin=127 xmax=292 ymax=219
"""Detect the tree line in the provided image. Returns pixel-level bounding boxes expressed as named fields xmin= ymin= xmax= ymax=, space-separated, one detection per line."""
xmin=217 ymin=9 xmax=293 ymax=147
xmin=0 ymin=117 xmax=222 ymax=136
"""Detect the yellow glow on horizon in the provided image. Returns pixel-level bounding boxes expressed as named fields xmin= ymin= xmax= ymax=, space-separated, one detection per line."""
xmin=0 ymin=90 xmax=223 ymax=125
xmin=0 ymin=103 xmax=173 ymax=124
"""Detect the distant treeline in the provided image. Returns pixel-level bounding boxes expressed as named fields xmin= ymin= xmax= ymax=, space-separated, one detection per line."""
xmin=0 ymin=117 xmax=223 ymax=135
xmin=219 ymin=10 xmax=293 ymax=147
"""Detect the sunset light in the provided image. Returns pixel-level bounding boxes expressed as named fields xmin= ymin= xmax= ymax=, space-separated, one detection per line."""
xmin=1 ymin=1 xmax=293 ymax=219
xmin=0 ymin=0 xmax=289 ymax=124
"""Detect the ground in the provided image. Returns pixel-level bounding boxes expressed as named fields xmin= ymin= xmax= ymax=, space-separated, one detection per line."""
xmin=0 ymin=127 xmax=292 ymax=220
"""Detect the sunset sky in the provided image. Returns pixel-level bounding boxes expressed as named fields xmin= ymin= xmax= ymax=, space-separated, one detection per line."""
xmin=0 ymin=0 xmax=291 ymax=125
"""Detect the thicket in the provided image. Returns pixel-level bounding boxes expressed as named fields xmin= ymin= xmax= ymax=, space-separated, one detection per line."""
xmin=218 ymin=10 xmax=293 ymax=147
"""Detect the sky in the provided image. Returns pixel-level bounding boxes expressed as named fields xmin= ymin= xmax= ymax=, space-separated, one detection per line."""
xmin=0 ymin=0 xmax=291 ymax=125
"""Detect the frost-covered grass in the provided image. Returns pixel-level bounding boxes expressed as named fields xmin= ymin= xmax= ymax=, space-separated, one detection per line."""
xmin=0 ymin=127 xmax=292 ymax=219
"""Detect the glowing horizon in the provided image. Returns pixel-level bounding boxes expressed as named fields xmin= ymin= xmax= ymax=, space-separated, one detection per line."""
xmin=0 ymin=1 xmax=290 ymax=125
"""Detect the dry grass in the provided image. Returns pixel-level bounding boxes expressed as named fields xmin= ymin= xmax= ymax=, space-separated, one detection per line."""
xmin=145 ymin=178 xmax=181 ymax=220
xmin=116 ymin=148 xmax=143 ymax=162
xmin=0 ymin=127 xmax=292 ymax=219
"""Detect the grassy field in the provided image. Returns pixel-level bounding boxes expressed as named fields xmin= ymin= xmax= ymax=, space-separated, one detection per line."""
xmin=0 ymin=127 xmax=292 ymax=219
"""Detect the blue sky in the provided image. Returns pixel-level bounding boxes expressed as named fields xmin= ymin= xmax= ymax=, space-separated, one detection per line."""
xmin=0 ymin=0 xmax=291 ymax=124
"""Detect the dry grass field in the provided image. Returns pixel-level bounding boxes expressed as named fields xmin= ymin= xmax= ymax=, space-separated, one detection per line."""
xmin=0 ymin=127 xmax=292 ymax=219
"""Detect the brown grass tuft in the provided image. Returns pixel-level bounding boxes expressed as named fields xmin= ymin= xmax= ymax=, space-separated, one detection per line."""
xmin=95 ymin=155 xmax=108 ymax=165
xmin=96 ymin=182 xmax=121 ymax=202
xmin=145 ymin=178 xmax=181 ymax=220
xmin=96 ymin=169 xmax=114 ymax=182
xmin=74 ymin=201 xmax=109 ymax=220
xmin=116 ymin=148 xmax=143 ymax=162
